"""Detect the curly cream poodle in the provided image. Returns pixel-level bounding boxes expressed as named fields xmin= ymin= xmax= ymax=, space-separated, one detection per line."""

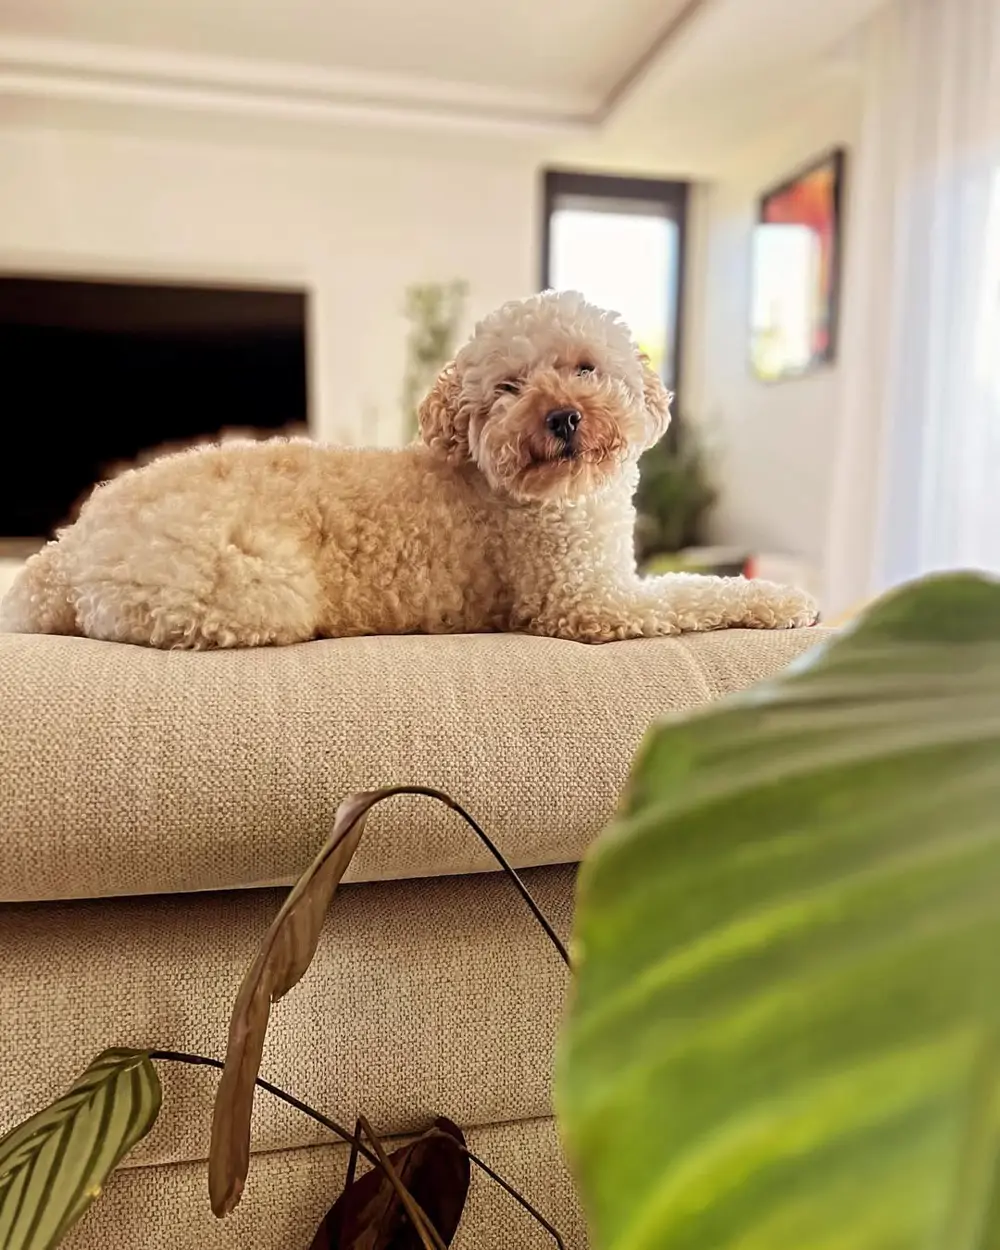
xmin=0 ymin=290 xmax=817 ymax=649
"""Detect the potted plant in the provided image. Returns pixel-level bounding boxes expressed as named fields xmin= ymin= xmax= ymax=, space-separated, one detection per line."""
xmin=401 ymin=281 xmax=469 ymax=442
xmin=634 ymin=416 xmax=718 ymax=571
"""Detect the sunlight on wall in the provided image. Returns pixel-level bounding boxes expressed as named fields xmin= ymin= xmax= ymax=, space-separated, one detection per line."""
xmin=750 ymin=224 xmax=820 ymax=381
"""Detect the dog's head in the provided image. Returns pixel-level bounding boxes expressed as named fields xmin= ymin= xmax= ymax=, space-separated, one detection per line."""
xmin=418 ymin=290 xmax=672 ymax=502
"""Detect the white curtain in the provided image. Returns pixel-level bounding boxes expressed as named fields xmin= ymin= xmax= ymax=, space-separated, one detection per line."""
xmin=825 ymin=0 xmax=1000 ymax=610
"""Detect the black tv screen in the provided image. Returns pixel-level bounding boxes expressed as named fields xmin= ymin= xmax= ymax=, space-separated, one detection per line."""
xmin=0 ymin=275 xmax=309 ymax=541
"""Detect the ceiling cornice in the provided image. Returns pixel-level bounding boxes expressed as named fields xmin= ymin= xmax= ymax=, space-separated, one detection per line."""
xmin=0 ymin=3 xmax=710 ymax=140
xmin=0 ymin=36 xmax=590 ymax=137
xmin=596 ymin=0 xmax=708 ymax=121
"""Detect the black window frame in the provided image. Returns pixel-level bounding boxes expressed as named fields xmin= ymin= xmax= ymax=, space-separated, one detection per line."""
xmin=540 ymin=169 xmax=690 ymax=409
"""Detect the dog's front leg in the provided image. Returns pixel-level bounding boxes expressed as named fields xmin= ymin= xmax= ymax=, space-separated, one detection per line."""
xmin=519 ymin=572 xmax=818 ymax=643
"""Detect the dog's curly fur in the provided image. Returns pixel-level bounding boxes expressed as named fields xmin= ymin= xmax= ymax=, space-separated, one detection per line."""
xmin=0 ymin=290 xmax=817 ymax=649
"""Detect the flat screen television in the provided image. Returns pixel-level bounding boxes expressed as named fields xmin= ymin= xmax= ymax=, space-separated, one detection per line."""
xmin=0 ymin=275 xmax=309 ymax=543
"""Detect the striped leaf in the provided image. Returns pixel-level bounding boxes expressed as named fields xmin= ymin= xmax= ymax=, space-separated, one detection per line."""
xmin=557 ymin=572 xmax=1000 ymax=1250
xmin=0 ymin=1049 xmax=162 ymax=1249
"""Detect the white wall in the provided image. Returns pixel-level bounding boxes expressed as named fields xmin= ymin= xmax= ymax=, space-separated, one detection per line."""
xmin=684 ymin=87 xmax=863 ymax=610
xmin=1 ymin=97 xmax=872 ymax=612
xmin=0 ymin=121 xmax=540 ymax=446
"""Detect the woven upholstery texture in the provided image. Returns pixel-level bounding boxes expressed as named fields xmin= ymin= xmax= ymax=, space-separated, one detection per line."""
xmin=62 ymin=1116 xmax=585 ymax=1250
xmin=0 ymin=866 xmax=575 ymax=1166
xmin=0 ymin=628 xmax=831 ymax=902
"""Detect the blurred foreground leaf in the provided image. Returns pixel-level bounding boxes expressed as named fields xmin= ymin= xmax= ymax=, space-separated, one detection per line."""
xmin=558 ymin=572 xmax=1000 ymax=1250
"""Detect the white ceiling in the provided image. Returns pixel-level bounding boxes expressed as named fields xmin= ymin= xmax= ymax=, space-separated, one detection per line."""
xmin=567 ymin=0 xmax=879 ymax=172
xmin=0 ymin=0 xmax=699 ymax=113
xmin=0 ymin=0 xmax=886 ymax=172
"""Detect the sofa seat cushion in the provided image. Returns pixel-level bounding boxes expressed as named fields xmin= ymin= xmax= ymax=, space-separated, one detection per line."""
xmin=62 ymin=1119 xmax=583 ymax=1250
xmin=0 ymin=628 xmax=830 ymax=903
xmin=1 ymin=865 xmax=574 ymax=1169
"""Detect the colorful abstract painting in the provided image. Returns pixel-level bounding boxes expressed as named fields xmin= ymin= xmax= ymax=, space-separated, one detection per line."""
xmin=751 ymin=150 xmax=845 ymax=381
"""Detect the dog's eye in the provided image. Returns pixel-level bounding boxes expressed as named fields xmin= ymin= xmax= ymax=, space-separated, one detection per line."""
xmin=576 ymin=363 xmax=596 ymax=375
xmin=497 ymin=381 xmax=520 ymax=395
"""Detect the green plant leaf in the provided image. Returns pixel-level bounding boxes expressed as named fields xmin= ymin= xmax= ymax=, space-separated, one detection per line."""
xmin=557 ymin=571 xmax=1000 ymax=1250
xmin=0 ymin=1048 xmax=162 ymax=1250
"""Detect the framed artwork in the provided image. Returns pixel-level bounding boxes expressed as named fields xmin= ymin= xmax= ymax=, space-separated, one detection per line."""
xmin=750 ymin=148 xmax=846 ymax=382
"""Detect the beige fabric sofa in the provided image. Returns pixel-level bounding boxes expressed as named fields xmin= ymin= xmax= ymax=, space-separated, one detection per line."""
xmin=0 ymin=626 xmax=830 ymax=1249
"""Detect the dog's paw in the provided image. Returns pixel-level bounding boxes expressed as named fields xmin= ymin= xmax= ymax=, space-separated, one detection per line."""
xmin=742 ymin=581 xmax=820 ymax=630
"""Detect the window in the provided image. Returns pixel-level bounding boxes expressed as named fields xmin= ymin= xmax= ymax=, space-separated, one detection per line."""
xmin=541 ymin=171 xmax=689 ymax=398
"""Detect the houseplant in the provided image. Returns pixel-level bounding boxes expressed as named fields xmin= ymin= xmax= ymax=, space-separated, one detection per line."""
xmin=633 ymin=416 xmax=718 ymax=568
xmin=400 ymin=281 xmax=469 ymax=441
xmin=0 ymin=787 xmax=569 ymax=1250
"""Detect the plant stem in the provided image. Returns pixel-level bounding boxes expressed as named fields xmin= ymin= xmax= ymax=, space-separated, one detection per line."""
xmin=148 ymin=1049 xmax=566 ymax=1246
xmin=370 ymin=785 xmax=572 ymax=967
xmin=464 ymin=1146 xmax=566 ymax=1249
xmin=148 ymin=1050 xmax=379 ymax=1165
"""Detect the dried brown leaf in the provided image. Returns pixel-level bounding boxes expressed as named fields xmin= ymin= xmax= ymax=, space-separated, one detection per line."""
xmin=209 ymin=790 xmax=389 ymax=1216
xmin=309 ymin=1118 xmax=470 ymax=1250
xmin=209 ymin=782 xmax=568 ymax=1220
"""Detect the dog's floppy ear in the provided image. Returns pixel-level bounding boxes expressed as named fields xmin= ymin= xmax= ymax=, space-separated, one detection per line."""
xmin=639 ymin=354 xmax=673 ymax=447
xmin=418 ymin=361 xmax=470 ymax=461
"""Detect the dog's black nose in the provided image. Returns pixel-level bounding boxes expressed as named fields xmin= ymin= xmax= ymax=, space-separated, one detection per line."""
xmin=546 ymin=408 xmax=581 ymax=441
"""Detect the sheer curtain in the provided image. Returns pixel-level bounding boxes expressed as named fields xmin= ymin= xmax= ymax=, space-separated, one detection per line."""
xmin=825 ymin=0 xmax=1000 ymax=611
